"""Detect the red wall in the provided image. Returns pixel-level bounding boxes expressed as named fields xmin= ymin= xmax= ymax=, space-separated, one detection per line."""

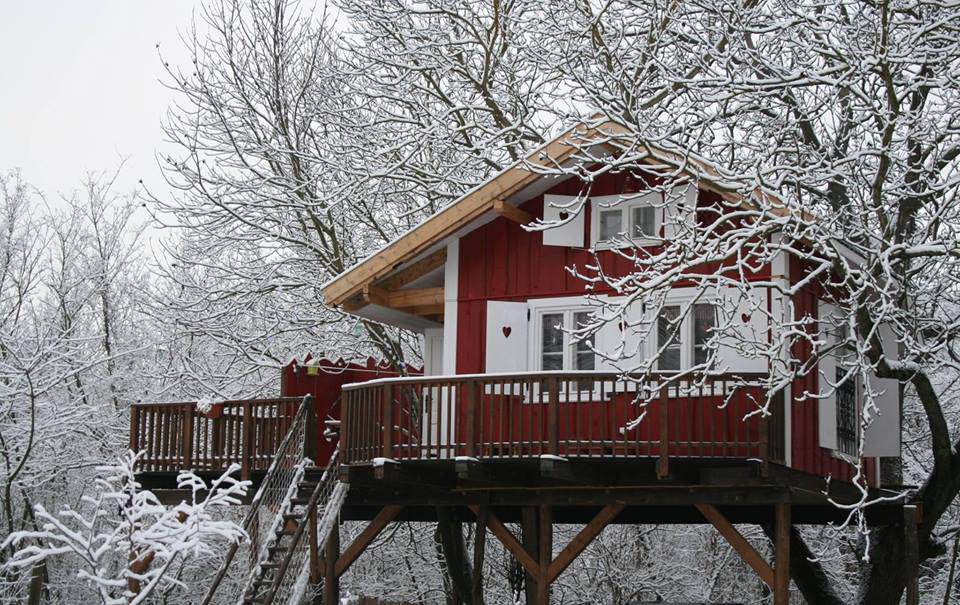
xmin=281 ymin=357 xmax=420 ymax=466
xmin=454 ymin=172 xmax=876 ymax=485
xmin=789 ymin=256 xmax=877 ymax=486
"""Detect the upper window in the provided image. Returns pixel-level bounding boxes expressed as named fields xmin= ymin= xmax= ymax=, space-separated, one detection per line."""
xmin=591 ymin=194 xmax=660 ymax=249
xmin=536 ymin=308 xmax=596 ymax=372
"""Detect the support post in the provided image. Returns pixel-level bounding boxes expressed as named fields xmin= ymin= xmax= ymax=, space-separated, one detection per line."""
xmin=472 ymin=506 xmax=488 ymax=604
xmin=759 ymin=408 xmax=770 ymax=478
xmin=547 ymin=379 xmax=559 ymax=455
xmin=308 ymin=505 xmax=320 ymax=586
xmin=774 ymin=502 xmax=791 ymax=605
xmin=657 ymin=382 xmax=669 ymax=479
xmin=904 ymin=505 xmax=919 ymax=605
xmin=182 ymin=406 xmax=194 ymax=470
xmin=303 ymin=395 xmax=318 ymax=462
xmin=464 ymin=381 xmax=477 ymax=457
xmin=381 ymin=386 xmax=393 ymax=459
xmin=537 ymin=505 xmax=553 ymax=605
xmin=241 ymin=402 xmax=252 ymax=481
xmin=129 ymin=405 xmax=140 ymax=453
xmin=323 ymin=521 xmax=339 ymax=605
xmin=521 ymin=507 xmax=539 ymax=605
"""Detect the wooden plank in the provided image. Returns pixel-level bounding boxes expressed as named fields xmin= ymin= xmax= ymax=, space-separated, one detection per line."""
xmin=335 ymin=505 xmax=403 ymax=577
xmin=695 ymin=503 xmax=774 ymax=588
xmin=324 ymin=521 xmax=340 ymax=604
xmin=468 ymin=505 xmax=539 ymax=578
xmin=658 ymin=383 xmax=669 ymax=479
xmin=377 ymin=248 xmax=446 ymax=291
xmin=386 ymin=287 xmax=445 ymax=308
xmin=492 ymin=199 xmax=533 ymax=225
xmin=546 ymin=502 xmax=624 ymax=583
xmin=773 ymin=502 xmax=791 ymax=605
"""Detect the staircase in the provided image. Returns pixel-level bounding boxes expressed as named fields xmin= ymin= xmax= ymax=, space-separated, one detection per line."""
xmin=201 ymin=396 xmax=348 ymax=605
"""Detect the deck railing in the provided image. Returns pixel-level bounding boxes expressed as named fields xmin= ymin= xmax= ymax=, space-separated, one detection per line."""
xmin=129 ymin=397 xmax=308 ymax=479
xmin=341 ymin=372 xmax=786 ymax=474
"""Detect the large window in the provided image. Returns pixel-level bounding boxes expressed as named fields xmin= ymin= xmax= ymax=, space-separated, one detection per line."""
xmin=836 ymin=369 xmax=858 ymax=455
xmin=592 ymin=194 xmax=659 ymax=249
xmin=537 ymin=309 xmax=596 ymax=372
xmin=658 ymin=306 xmax=682 ymax=371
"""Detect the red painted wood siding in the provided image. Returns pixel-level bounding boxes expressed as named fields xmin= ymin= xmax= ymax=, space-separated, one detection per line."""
xmin=789 ymin=255 xmax=877 ymax=486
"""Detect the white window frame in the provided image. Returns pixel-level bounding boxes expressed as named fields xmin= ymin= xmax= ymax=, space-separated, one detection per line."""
xmin=590 ymin=192 xmax=661 ymax=250
xmin=651 ymin=293 xmax=721 ymax=372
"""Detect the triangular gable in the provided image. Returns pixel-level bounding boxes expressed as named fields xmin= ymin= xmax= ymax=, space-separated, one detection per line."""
xmin=321 ymin=119 xmax=786 ymax=312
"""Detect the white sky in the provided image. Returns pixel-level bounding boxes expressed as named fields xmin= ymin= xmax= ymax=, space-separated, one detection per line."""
xmin=0 ymin=1 xmax=199 ymax=202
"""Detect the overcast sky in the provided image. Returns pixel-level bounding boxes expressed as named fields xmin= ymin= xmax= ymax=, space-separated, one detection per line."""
xmin=0 ymin=1 xmax=199 ymax=202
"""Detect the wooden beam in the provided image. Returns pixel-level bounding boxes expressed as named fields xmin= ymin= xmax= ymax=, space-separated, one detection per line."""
xmin=695 ymin=503 xmax=774 ymax=588
xmin=472 ymin=506 xmax=488 ymax=604
xmin=365 ymin=286 xmax=444 ymax=310
xmin=377 ymin=248 xmax=446 ymax=292
xmin=335 ymin=505 xmax=402 ymax=577
xmin=323 ymin=521 xmax=339 ymax=604
xmin=493 ymin=199 xmax=533 ymax=225
xmin=522 ymin=507 xmax=539 ymax=605
xmin=546 ymin=503 xmax=624 ymax=584
xmin=537 ymin=505 xmax=552 ymax=605
xmin=468 ymin=505 xmax=540 ymax=578
xmin=773 ymin=503 xmax=791 ymax=605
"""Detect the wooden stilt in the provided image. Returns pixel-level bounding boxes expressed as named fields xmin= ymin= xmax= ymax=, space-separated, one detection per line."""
xmin=773 ymin=503 xmax=791 ymax=605
xmin=335 ymin=505 xmax=402 ymax=577
xmin=323 ymin=521 xmax=339 ymax=605
xmin=695 ymin=503 xmax=774 ymax=588
xmin=472 ymin=507 xmax=488 ymax=605
xmin=522 ymin=506 xmax=539 ymax=605
xmin=904 ymin=505 xmax=920 ymax=605
xmin=537 ymin=505 xmax=552 ymax=605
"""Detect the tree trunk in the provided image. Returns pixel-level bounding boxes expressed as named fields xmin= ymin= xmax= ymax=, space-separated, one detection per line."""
xmin=436 ymin=507 xmax=475 ymax=605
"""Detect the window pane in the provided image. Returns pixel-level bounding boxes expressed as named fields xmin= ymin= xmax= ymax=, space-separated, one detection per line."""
xmin=836 ymin=369 xmax=857 ymax=455
xmin=658 ymin=306 xmax=681 ymax=371
xmin=542 ymin=313 xmax=563 ymax=353
xmin=542 ymin=353 xmax=563 ymax=371
xmin=632 ymin=206 xmax=655 ymax=238
xmin=693 ymin=304 xmax=716 ymax=365
xmin=599 ymin=209 xmax=622 ymax=241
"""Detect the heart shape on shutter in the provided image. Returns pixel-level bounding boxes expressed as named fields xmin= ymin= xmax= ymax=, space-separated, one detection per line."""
xmin=558 ymin=211 xmax=569 ymax=220
xmin=502 ymin=326 xmax=512 ymax=338
xmin=741 ymin=313 xmax=751 ymax=323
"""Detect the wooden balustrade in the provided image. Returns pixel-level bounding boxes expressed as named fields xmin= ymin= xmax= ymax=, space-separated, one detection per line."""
xmin=129 ymin=397 xmax=303 ymax=479
xmin=341 ymin=372 xmax=786 ymax=469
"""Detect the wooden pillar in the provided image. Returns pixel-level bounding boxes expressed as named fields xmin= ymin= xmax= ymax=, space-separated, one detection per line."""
xmin=323 ymin=521 xmax=340 ymax=605
xmin=773 ymin=503 xmax=791 ymax=605
xmin=904 ymin=505 xmax=919 ymax=605
xmin=472 ymin=507 xmax=487 ymax=605
xmin=521 ymin=507 xmax=539 ymax=605
xmin=537 ymin=505 xmax=553 ymax=605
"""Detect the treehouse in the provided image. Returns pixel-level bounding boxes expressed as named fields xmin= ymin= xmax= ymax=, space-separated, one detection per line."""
xmin=130 ymin=121 xmax=916 ymax=605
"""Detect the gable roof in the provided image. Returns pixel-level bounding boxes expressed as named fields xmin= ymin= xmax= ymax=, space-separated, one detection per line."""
xmin=321 ymin=119 xmax=786 ymax=312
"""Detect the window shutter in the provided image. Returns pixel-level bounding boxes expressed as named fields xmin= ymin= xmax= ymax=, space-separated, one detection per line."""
xmin=863 ymin=323 xmax=901 ymax=457
xmin=542 ymin=195 xmax=585 ymax=247
xmin=485 ymin=301 xmax=529 ymax=373
xmin=715 ymin=288 xmax=769 ymax=373
xmin=595 ymin=297 xmax=649 ymax=372
xmin=817 ymin=302 xmax=840 ymax=450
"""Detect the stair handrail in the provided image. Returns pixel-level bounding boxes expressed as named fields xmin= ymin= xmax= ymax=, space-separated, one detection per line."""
xmin=256 ymin=447 xmax=342 ymax=604
xmin=200 ymin=394 xmax=315 ymax=605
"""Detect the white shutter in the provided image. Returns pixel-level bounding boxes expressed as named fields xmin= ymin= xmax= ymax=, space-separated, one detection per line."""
xmin=485 ymin=301 xmax=529 ymax=373
xmin=863 ymin=324 xmax=902 ymax=457
xmin=542 ymin=195 xmax=585 ymax=248
xmin=817 ymin=302 xmax=840 ymax=450
xmin=663 ymin=183 xmax=697 ymax=240
xmin=716 ymin=287 xmax=769 ymax=373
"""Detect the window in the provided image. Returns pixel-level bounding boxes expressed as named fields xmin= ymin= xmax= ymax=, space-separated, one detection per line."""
xmin=591 ymin=194 xmax=659 ymax=249
xmin=692 ymin=304 xmax=716 ymax=365
xmin=836 ymin=369 xmax=858 ymax=456
xmin=536 ymin=309 xmax=596 ymax=372
xmin=658 ymin=306 xmax=681 ymax=371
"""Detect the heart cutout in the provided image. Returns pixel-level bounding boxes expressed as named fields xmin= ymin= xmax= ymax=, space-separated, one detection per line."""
xmin=741 ymin=313 xmax=751 ymax=323
xmin=558 ymin=211 xmax=569 ymax=220
xmin=502 ymin=326 xmax=512 ymax=338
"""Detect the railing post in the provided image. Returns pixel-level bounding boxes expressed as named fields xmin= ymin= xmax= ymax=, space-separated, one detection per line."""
xmin=182 ymin=405 xmax=194 ymax=470
xmin=464 ymin=380 xmax=477 ymax=457
xmin=381 ymin=385 xmax=393 ymax=459
xmin=547 ymin=377 xmax=559 ymax=455
xmin=657 ymin=382 xmax=669 ymax=479
xmin=302 ymin=395 xmax=318 ymax=463
xmin=129 ymin=405 xmax=139 ymax=453
xmin=759 ymin=398 xmax=770 ymax=479
xmin=242 ymin=402 xmax=252 ymax=481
